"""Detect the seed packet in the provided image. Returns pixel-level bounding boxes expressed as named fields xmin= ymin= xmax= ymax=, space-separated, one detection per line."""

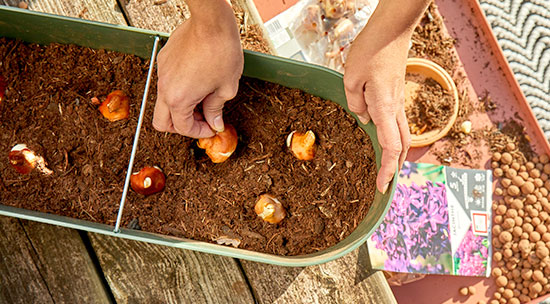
xmin=367 ymin=162 xmax=492 ymax=277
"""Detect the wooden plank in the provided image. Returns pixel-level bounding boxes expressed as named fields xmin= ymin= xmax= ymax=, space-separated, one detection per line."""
xmin=241 ymin=244 xmax=397 ymax=304
xmin=89 ymin=233 xmax=255 ymax=304
xmin=0 ymin=216 xmax=54 ymax=304
xmin=0 ymin=0 xmax=126 ymax=24
xmin=118 ymin=0 xmax=190 ymax=33
xmin=20 ymin=221 xmax=112 ymax=304
xmin=119 ymin=0 xmax=274 ymax=53
xmin=0 ymin=1 xmax=123 ymax=302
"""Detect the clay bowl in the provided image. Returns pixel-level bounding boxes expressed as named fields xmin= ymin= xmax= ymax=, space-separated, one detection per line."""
xmin=405 ymin=58 xmax=459 ymax=147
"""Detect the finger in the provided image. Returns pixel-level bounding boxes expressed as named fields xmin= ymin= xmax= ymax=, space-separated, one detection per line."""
xmin=343 ymin=77 xmax=370 ymax=124
xmin=152 ymin=96 xmax=176 ymax=133
xmin=371 ymin=115 xmax=402 ymax=194
xmin=396 ymin=108 xmax=411 ymax=171
xmin=202 ymin=90 xmax=228 ymax=132
xmin=171 ymin=104 xmax=216 ymax=138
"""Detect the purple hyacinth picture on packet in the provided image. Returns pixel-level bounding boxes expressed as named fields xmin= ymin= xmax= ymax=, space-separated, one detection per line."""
xmin=367 ymin=162 xmax=492 ymax=277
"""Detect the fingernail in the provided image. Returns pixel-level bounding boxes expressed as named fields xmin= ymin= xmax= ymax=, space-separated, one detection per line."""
xmin=358 ymin=115 xmax=370 ymax=125
xmin=213 ymin=116 xmax=224 ymax=132
xmin=382 ymin=182 xmax=390 ymax=194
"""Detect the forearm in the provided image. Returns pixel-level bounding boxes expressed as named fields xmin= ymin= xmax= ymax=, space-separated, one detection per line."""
xmin=186 ymin=0 xmax=235 ymax=27
xmin=358 ymin=0 xmax=430 ymax=52
xmin=184 ymin=0 xmax=239 ymax=41
xmin=371 ymin=0 xmax=430 ymax=36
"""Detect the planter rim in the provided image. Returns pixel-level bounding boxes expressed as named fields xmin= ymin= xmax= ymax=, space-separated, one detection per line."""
xmin=0 ymin=5 xmax=396 ymax=266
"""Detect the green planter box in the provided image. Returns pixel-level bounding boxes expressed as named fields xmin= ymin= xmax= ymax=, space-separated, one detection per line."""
xmin=0 ymin=6 xmax=395 ymax=266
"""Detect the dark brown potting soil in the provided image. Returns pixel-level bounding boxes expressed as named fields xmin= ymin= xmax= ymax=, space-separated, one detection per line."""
xmin=124 ymin=78 xmax=377 ymax=256
xmin=405 ymin=74 xmax=454 ymax=134
xmin=0 ymin=38 xmax=377 ymax=256
xmin=0 ymin=38 xmax=149 ymax=224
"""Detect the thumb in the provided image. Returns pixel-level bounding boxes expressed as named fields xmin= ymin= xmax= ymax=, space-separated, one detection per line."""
xmin=202 ymin=91 xmax=227 ymax=133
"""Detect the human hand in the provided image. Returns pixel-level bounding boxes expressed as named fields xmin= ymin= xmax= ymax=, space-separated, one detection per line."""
xmin=153 ymin=1 xmax=243 ymax=138
xmin=344 ymin=31 xmax=410 ymax=194
xmin=343 ymin=0 xmax=429 ymax=193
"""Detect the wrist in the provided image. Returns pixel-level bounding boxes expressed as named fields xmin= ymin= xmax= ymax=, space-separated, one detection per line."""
xmin=187 ymin=0 xmax=234 ymax=26
xmin=187 ymin=1 xmax=239 ymax=40
xmin=366 ymin=0 xmax=429 ymax=38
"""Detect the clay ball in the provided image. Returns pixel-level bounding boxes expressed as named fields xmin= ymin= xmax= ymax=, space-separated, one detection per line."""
xmin=512 ymin=176 xmax=525 ymax=187
xmin=496 ymin=276 xmax=508 ymax=287
xmin=522 ymin=182 xmax=535 ymax=194
xmin=501 ymin=153 xmax=513 ymax=164
xmin=508 ymin=185 xmax=521 ymax=196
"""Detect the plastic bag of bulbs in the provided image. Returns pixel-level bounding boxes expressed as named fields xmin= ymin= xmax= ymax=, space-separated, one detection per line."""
xmin=290 ymin=0 xmax=379 ymax=72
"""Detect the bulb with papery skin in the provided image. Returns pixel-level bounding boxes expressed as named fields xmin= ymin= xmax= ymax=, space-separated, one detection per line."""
xmin=302 ymin=5 xmax=323 ymax=32
xmin=321 ymin=0 xmax=347 ymax=19
xmin=197 ymin=124 xmax=238 ymax=163
xmin=332 ymin=18 xmax=354 ymax=40
xmin=286 ymin=130 xmax=316 ymax=161
xmin=8 ymin=144 xmax=53 ymax=175
xmin=98 ymin=90 xmax=130 ymax=122
xmin=130 ymin=166 xmax=165 ymax=195
xmin=255 ymin=194 xmax=286 ymax=224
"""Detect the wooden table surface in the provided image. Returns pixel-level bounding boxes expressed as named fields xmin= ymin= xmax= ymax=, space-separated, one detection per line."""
xmin=0 ymin=1 xmax=396 ymax=303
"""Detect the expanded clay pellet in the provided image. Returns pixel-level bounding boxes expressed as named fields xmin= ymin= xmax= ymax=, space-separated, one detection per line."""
xmin=492 ymin=149 xmax=550 ymax=303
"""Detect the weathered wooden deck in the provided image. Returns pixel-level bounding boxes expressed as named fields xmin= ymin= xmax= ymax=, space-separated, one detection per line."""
xmin=0 ymin=1 xmax=396 ymax=303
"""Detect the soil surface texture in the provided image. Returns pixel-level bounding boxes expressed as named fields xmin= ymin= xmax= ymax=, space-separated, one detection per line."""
xmin=405 ymin=75 xmax=454 ymax=134
xmin=0 ymin=38 xmax=149 ymax=225
xmin=0 ymin=38 xmax=377 ymax=256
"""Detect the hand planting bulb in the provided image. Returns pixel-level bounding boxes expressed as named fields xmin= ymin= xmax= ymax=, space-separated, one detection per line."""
xmin=286 ymin=130 xmax=316 ymax=161
xmin=197 ymin=124 xmax=238 ymax=163
xmin=255 ymin=194 xmax=286 ymax=224
xmin=321 ymin=0 xmax=347 ymax=19
xmin=8 ymin=144 xmax=53 ymax=175
xmin=301 ymin=5 xmax=323 ymax=33
xmin=130 ymin=166 xmax=166 ymax=195
xmin=98 ymin=90 xmax=130 ymax=122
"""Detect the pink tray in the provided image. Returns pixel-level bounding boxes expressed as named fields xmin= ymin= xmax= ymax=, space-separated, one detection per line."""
xmin=395 ymin=0 xmax=550 ymax=303
xmin=255 ymin=0 xmax=550 ymax=302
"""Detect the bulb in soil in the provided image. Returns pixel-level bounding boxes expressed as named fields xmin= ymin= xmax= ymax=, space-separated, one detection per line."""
xmin=255 ymin=194 xmax=286 ymax=224
xmin=197 ymin=124 xmax=238 ymax=163
xmin=8 ymin=144 xmax=53 ymax=175
xmin=130 ymin=166 xmax=165 ymax=195
xmin=0 ymin=75 xmax=6 ymax=105
xmin=287 ymin=130 xmax=316 ymax=161
xmin=98 ymin=90 xmax=130 ymax=122
xmin=461 ymin=120 xmax=472 ymax=134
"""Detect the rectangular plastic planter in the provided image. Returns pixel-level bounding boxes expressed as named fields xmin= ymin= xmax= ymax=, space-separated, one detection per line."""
xmin=0 ymin=6 xmax=395 ymax=267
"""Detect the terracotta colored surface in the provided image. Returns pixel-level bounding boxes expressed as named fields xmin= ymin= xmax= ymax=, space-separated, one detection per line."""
xmin=253 ymin=0 xmax=550 ymax=302
xmin=395 ymin=0 xmax=550 ymax=303
xmin=254 ymin=0 xmax=298 ymax=22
